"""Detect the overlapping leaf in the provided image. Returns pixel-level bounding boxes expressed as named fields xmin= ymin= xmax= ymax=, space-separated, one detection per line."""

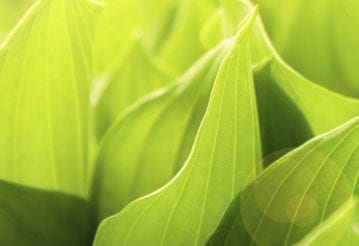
xmin=92 ymin=38 xmax=171 ymax=140
xmin=92 ymin=0 xmax=178 ymax=74
xmin=0 ymin=0 xmax=99 ymax=196
xmin=255 ymin=56 xmax=359 ymax=160
xmin=91 ymin=40 xmax=230 ymax=221
xmin=253 ymin=0 xmax=359 ymax=97
xmin=208 ymin=118 xmax=359 ymax=245
xmin=157 ymin=0 xmax=218 ymax=74
xmin=93 ymin=8 xmax=261 ymax=245
xmin=201 ymin=0 xmax=359 ymax=163
xmin=200 ymin=0 xmax=271 ymax=66
xmin=0 ymin=180 xmax=88 ymax=245
xmin=246 ymin=15 xmax=359 ymax=163
xmin=0 ymin=0 xmax=34 ymax=41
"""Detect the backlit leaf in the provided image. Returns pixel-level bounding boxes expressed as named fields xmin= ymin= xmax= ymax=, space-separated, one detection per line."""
xmin=208 ymin=117 xmax=359 ymax=245
xmin=93 ymin=8 xmax=261 ymax=245
xmin=253 ymin=0 xmax=359 ymax=97
xmin=92 ymin=38 xmax=171 ymax=140
xmin=0 ymin=179 xmax=88 ymax=245
xmin=91 ymin=40 xmax=229 ymax=221
xmin=0 ymin=0 xmax=98 ymax=196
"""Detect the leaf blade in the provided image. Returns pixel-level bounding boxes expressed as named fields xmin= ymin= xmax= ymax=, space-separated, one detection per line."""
xmin=93 ymin=8 xmax=261 ymax=245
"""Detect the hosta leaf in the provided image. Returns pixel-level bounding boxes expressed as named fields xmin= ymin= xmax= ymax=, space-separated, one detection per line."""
xmin=0 ymin=0 xmax=98 ymax=196
xmin=93 ymin=0 xmax=177 ymax=74
xmin=255 ymin=56 xmax=359 ymax=161
xmin=93 ymin=8 xmax=261 ymax=245
xmin=0 ymin=0 xmax=34 ymax=41
xmin=200 ymin=0 xmax=271 ymax=65
xmin=158 ymin=0 xmax=217 ymax=74
xmin=233 ymin=3 xmax=359 ymax=162
xmin=92 ymin=38 xmax=171 ymax=140
xmin=208 ymin=117 xmax=359 ymax=245
xmin=253 ymin=0 xmax=359 ymax=97
xmin=0 ymin=179 xmax=88 ymax=245
xmin=91 ymin=40 xmax=229 ymax=221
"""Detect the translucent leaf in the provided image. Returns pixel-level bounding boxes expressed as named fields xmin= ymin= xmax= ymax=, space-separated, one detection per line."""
xmin=93 ymin=0 xmax=177 ymax=74
xmin=0 ymin=179 xmax=88 ymax=245
xmin=0 ymin=0 xmax=34 ymax=41
xmin=91 ymin=40 xmax=230 ymax=221
xmin=92 ymin=38 xmax=172 ymax=140
xmin=253 ymin=0 xmax=359 ymax=97
xmin=208 ymin=117 xmax=359 ymax=245
xmin=0 ymin=0 xmax=99 ymax=196
xmin=93 ymin=8 xmax=261 ymax=245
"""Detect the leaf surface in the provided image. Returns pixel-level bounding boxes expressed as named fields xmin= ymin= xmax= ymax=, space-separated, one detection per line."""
xmin=0 ymin=179 xmax=88 ymax=245
xmin=233 ymin=2 xmax=359 ymax=162
xmin=93 ymin=0 xmax=177 ymax=74
xmin=253 ymin=0 xmax=359 ymax=97
xmin=91 ymin=40 xmax=229 ymax=221
xmin=0 ymin=0 xmax=34 ymax=41
xmin=157 ymin=0 xmax=217 ymax=74
xmin=254 ymin=41 xmax=359 ymax=162
xmin=0 ymin=0 xmax=98 ymax=196
xmin=93 ymin=8 xmax=261 ymax=245
xmin=92 ymin=38 xmax=171 ymax=140
xmin=208 ymin=117 xmax=359 ymax=245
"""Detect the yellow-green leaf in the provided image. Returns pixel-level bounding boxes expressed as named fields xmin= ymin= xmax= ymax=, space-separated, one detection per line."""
xmin=93 ymin=8 xmax=261 ymax=245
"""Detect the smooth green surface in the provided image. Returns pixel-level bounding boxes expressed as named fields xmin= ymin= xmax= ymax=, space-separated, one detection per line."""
xmin=92 ymin=0 xmax=177 ymax=74
xmin=0 ymin=180 xmax=88 ymax=245
xmin=255 ymin=57 xmax=359 ymax=160
xmin=2 ymin=0 xmax=359 ymax=245
xmin=91 ymin=42 xmax=229 ymax=221
xmin=200 ymin=0 xmax=271 ymax=66
xmin=93 ymin=38 xmax=171 ymax=140
xmin=208 ymin=118 xmax=359 ymax=245
xmin=157 ymin=0 xmax=217 ymax=74
xmin=0 ymin=0 xmax=98 ymax=196
xmin=0 ymin=0 xmax=34 ymax=41
xmin=254 ymin=0 xmax=359 ymax=97
xmin=93 ymin=9 xmax=261 ymax=245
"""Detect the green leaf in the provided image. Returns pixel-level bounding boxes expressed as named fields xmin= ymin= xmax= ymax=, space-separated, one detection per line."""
xmin=199 ymin=0 xmax=272 ymax=66
xmin=255 ymin=57 xmax=359 ymax=161
xmin=0 ymin=0 xmax=98 ymax=196
xmin=93 ymin=0 xmax=177 ymax=74
xmin=93 ymin=8 xmax=261 ymax=245
xmin=157 ymin=0 xmax=217 ymax=74
xmin=203 ymin=0 xmax=359 ymax=163
xmin=92 ymin=38 xmax=172 ymax=140
xmin=91 ymin=40 xmax=229 ymax=221
xmin=253 ymin=0 xmax=359 ymax=97
xmin=199 ymin=0 xmax=359 ymax=165
xmin=0 ymin=0 xmax=34 ymax=42
xmin=207 ymin=117 xmax=359 ymax=245
xmin=236 ymin=3 xmax=359 ymax=162
xmin=0 ymin=179 xmax=88 ymax=245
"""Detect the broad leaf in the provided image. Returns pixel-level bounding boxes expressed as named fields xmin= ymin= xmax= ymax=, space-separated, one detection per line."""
xmin=253 ymin=0 xmax=359 ymax=97
xmin=0 ymin=179 xmax=88 ymax=245
xmin=208 ymin=117 xmax=359 ymax=245
xmin=157 ymin=0 xmax=218 ymax=74
xmin=91 ymin=40 xmax=229 ymax=221
xmin=230 ymin=1 xmax=359 ymax=162
xmin=93 ymin=8 xmax=261 ymax=245
xmin=0 ymin=0 xmax=98 ymax=196
xmin=255 ymin=57 xmax=359 ymax=160
xmin=93 ymin=0 xmax=177 ymax=74
xmin=199 ymin=0 xmax=271 ymax=66
xmin=201 ymin=0 xmax=359 ymax=161
xmin=0 ymin=0 xmax=34 ymax=41
xmin=201 ymin=0 xmax=359 ymax=164
xmin=92 ymin=38 xmax=171 ymax=140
